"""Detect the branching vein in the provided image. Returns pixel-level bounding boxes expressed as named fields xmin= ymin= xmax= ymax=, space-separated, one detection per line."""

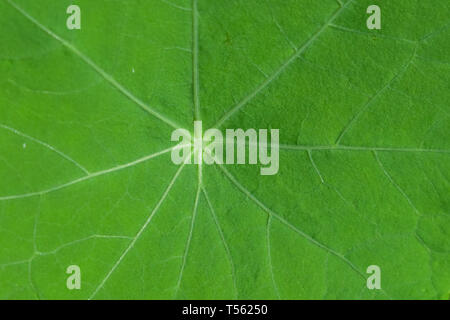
xmin=373 ymin=151 xmax=421 ymax=215
xmin=89 ymin=160 xmax=188 ymax=299
xmin=174 ymin=185 xmax=201 ymax=296
xmin=307 ymin=150 xmax=325 ymax=183
xmin=216 ymin=164 xmax=366 ymax=280
xmin=202 ymin=187 xmax=238 ymax=298
xmin=0 ymin=123 xmax=89 ymax=174
xmin=335 ymin=44 xmax=418 ymax=145
xmin=213 ymin=0 xmax=354 ymax=128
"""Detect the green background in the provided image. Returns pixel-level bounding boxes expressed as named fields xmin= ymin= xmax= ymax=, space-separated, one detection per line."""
xmin=0 ymin=0 xmax=449 ymax=299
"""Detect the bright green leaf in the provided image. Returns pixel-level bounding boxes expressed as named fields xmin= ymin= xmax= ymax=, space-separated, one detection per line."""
xmin=0 ymin=0 xmax=449 ymax=299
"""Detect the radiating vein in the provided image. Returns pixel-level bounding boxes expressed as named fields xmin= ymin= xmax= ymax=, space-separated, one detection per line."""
xmin=213 ymin=0 xmax=354 ymax=128
xmin=174 ymin=185 xmax=201 ymax=296
xmin=217 ymin=164 xmax=366 ymax=280
xmin=192 ymin=0 xmax=201 ymax=120
xmin=6 ymin=0 xmax=182 ymax=130
xmin=0 ymin=145 xmax=187 ymax=201
xmin=202 ymin=186 xmax=238 ymax=299
xmin=89 ymin=161 xmax=188 ymax=300
xmin=0 ymin=123 xmax=89 ymax=175
xmin=279 ymin=144 xmax=450 ymax=154
xmin=335 ymin=44 xmax=418 ymax=145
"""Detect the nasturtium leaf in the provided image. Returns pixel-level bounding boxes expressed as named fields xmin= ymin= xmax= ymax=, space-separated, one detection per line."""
xmin=0 ymin=0 xmax=449 ymax=299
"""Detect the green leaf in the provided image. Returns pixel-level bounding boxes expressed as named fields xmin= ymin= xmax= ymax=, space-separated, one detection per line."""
xmin=0 ymin=0 xmax=449 ymax=299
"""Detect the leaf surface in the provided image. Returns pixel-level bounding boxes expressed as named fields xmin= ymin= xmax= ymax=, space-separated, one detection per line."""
xmin=0 ymin=0 xmax=449 ymax=299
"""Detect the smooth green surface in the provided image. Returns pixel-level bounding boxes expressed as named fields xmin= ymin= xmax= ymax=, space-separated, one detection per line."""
xmin=0 ymin=0 xmax=449 ymax=299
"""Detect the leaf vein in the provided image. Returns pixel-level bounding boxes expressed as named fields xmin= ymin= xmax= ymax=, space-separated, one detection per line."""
xmin=6 ymin=0 xmax=182 ymax=130
xmin=202 ymin=187 xmax=238 ymax=299
xmin=217 ymin=164 xmax=366 ymax=280
xmin=0 ymin=123 xmax=89 ymax=174
xmin=174 ymin=185 xmax=201 ymax=297
xmin=0 ymin=145 xmax=186 ymax=201
xmin=213 ymin=0 xmax=354 ymax=128
xmin=89 ymin=160 xmax=188 ymax=299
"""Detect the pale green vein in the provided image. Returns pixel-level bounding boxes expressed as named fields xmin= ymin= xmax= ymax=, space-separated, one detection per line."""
xmin=37 ymin=235 xmax=133 ymax=256
xmin=161 ymin=0 xmax=192 ymax=12
xmin=0 ymin=123 xmax=89 ymax=175
xmin=0 ymin=145 xmax=188 ymax=201
xmin=89 ymin=161 xmax=188 ymax=300
xmin=373 ymin=151 xmax=421 ymax=215
xmin=329 ymin=23 xmax=417 ymax=44
xmin=264 ymin=0 xmax=297 ymax=52
xmin=32 ymin=199 xmax=40 ymax=252
xmin=7 ymin=78 xmax=102 ymax=96
xmin=174 ymin=185 xmax=201 ymax=297
xmin=420 ymin=20 xmax=450 ymax=42
xmin=307 ymin=150 xmax=325 ymax=183
xmin=192 ymin=0 xmax=201 ymax=121
xmin=0 ymin=235 xmax=131 ymax=289
xmin=28 ymin=259 xmax=40 ymax=299
xmin=7 ymin=0 xmax=182 ymax=130
xmin=0 ymin=259 xmax=30 ymax=269
xmin=217 ymin=164 xmax=366 ymax=280
xmin=266 ymin=215 xmax=281 ymax=299
xmin=213 ymin=0 xmax=354 ymax=128
xmin=305 ymin=149 xmax=358 ymax=208
xmin=192 ymin=0 xmax=203 ymax=185
xmin=279 ymin=144 xmax=450 ymax=154
xmin=335 ymin=44 xmax=419 ymax=145
xmin=202 ymin=186 xmax=238 ymax=299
